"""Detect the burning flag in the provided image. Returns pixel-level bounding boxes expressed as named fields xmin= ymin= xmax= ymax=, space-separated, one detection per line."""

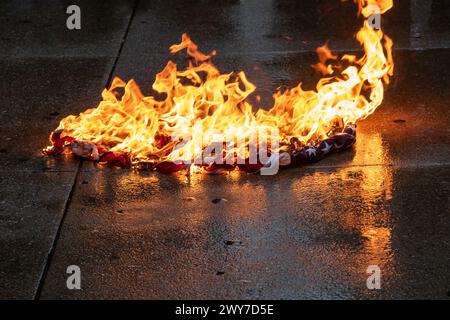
xmin=44 ymin=0 xmax=394 ymax=175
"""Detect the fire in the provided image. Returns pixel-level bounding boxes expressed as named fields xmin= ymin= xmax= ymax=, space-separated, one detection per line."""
xmin=45 ymin=0 xmax=394 ymax=174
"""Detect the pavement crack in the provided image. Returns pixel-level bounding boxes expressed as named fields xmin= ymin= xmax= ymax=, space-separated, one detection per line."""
xmin=33 ymin=0 xmax=140 ymax=299
xmin=105 ymin=0 xmax=140 ymax=87
xmin=33 ymin=160 xmax=83 ymax=299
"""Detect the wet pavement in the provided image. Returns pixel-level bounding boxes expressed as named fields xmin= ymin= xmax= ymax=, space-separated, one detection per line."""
xmin=1 ymin=0 xmax=449 ymax=299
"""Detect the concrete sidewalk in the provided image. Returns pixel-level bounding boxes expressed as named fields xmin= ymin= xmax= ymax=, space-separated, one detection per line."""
xmin=0 ymin=0 xmax=449 ymax=299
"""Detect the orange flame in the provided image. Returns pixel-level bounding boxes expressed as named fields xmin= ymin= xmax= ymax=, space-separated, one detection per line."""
xmin=51 ymin=0 xmax=394 ymax=167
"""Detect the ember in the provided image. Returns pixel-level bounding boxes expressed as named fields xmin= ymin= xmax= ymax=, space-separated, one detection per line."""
xmin=44 ymin=0 xmax=394 ymax=175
